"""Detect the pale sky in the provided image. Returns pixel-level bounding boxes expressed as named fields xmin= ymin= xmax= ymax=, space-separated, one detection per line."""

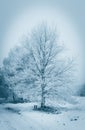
xmin=0 ymin=0 xmax=85 ymax=84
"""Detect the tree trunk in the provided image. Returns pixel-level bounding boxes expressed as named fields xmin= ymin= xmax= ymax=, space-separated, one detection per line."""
xmin=13 ymin=93 xmax=16 ymax=102
xmin=41 ymin=84 xmax=45 ymax=108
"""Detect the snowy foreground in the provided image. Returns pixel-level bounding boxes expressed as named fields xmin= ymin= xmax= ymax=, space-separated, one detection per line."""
xmin=0 ymin=97 xmax=85 ymax=130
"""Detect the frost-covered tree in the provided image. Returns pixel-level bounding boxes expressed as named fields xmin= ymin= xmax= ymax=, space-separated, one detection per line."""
xmin=3 ymin=45 xmax=31 ymax=101
xmin=78 ymin=84 xmax=85 ymax=96
xmin=24 ymin=24 xmax=74 ymax=107
xmin=2 ymin=24 xmax=75 ymax=105
xmin=2 ymin=46 xmax=25 ymax=101
xmin=0 ymin=67 xmax=9 ymax=99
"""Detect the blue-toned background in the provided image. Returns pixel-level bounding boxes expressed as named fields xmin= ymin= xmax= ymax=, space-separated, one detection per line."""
xmin=0 ymin=0 xmax=85 ymax=84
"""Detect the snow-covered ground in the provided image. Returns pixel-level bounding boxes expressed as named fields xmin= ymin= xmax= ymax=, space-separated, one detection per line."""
xmin=0 ymin=97 xmax=85 ymax=130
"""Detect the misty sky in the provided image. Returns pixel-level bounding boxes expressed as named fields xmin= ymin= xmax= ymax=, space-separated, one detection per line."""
xmin=0 ymin=0 xmax=85 ymax=84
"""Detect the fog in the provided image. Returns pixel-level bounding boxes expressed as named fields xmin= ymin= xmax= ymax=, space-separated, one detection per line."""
xmin=0 ymin=0 xmax=85 ymax=84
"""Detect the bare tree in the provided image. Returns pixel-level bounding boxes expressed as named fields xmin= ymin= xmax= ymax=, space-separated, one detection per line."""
xmin=26 ymin=24 xmax=74 ymax=108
